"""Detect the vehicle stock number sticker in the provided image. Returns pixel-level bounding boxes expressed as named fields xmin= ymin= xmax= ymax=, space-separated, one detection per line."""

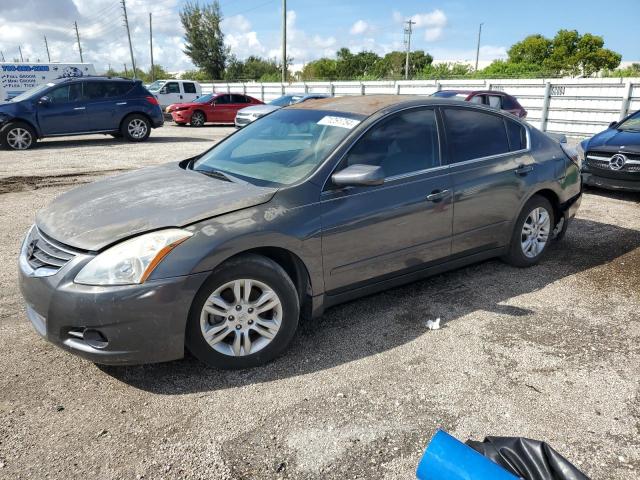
xmin=317 ymin=116 xmax=360 ymax=129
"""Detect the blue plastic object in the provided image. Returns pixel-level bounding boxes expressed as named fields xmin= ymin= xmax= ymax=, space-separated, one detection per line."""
xmin=416 ymin=429 xmax=520 ymax=480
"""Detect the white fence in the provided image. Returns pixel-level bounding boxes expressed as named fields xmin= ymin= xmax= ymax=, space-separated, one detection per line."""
xmin=200 ymin=77 xmax=640 ymax=137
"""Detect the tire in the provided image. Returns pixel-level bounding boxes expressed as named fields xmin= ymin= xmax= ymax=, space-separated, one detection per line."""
xmin=503 ymin=195 xmax=555 ymax=267
xmin=120 ymin=114 xmax=151 ymax=142
xmin=186 ymin=254 xmax=300 ymax=369
xmin=190 ymin=110 xmax=206 ymax=127
xmin=1 ymin=121 xmax=36 ymax=150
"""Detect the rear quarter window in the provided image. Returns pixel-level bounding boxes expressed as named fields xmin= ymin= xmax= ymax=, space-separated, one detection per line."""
xmin=505 ymin=119 xmax=527 ymax=151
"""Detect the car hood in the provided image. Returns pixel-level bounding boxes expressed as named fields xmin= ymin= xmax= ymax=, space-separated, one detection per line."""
xmin=237 ymin=104 xmax=280 ymax=115
xmin=36 ymin=162 xmax=277 ymax=251
xmin=586 ymin=128 xmax=640 ymax=152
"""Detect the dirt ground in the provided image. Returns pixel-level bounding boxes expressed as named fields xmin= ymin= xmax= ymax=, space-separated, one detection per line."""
xmin=0 ymin=125 xmax=638 ymax=479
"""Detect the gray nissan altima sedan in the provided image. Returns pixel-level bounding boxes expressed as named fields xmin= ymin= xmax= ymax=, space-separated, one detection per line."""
xmin=18 ymin=95 xmax=582 ymax=369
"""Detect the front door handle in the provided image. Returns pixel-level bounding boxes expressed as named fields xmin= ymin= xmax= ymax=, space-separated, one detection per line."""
xmin=515 ymin=165 xmax=534 ymax=176
xmin=73 ymin=106 xmax=86 ymax=110
xmin=426 ymin=189 xmax=450 ymax=202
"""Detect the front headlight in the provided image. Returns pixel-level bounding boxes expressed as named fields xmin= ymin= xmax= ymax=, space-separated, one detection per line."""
xmin=75 ymin=229 xmax=193 ymax=286
xmin=249 ymin=113 xmax=262 ymax=119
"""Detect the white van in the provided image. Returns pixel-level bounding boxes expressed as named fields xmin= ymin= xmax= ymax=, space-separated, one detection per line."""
xmin=0 ymin=62 xmax=96 ymax=101
xmin=146 ymin=79 xmax=202 ymax=109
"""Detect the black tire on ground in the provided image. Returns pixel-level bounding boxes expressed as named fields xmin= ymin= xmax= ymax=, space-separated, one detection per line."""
xmin=502 ymin=195 xmax=555 ymax=268
xmin=186 ymin=254 xmax=300 ymax=369
xmin=120 ymin=114 xmax=151 ymax=142
xmin=190 ymin=110 xmax=206 ymax=127
xmin=1 ymin=121 xmax=36 ymax=150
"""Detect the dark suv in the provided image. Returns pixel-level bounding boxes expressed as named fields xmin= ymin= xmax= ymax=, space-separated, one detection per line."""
xmin=0 ymin=77 xmax=164 ymax=150
xmin=431 ymin=90 xmax=527 ymax=118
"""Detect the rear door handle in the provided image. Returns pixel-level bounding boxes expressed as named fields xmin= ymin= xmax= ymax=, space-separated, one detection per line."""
xmin=73 ymin=106 xmax=86 ymax=110
xmin=426 ymin=189 xmax=450 ymax=202
xmin=515 ymin=165 xmax=534 ymax=176
xmin=116 ymin=102 xmax=127 ymax=105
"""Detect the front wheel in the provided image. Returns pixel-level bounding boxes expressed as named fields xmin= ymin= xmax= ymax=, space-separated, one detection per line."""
xmin=190 ymin=110 xmax=205 ymax=127
xmin=186 ymin=254 xmax=300 ymax=369
xmin=1 ymin=122 xmax=36 ymax=150
xmin=503 ymin=195 xmax=555 ymax=267
xmin=121 ymin=114 xmax=151 ymax=142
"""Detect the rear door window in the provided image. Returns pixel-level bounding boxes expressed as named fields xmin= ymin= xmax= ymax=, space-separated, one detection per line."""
xmin=183 ymin=82 xmax=197 ymax=94
xmin=443 ymin=108 xmax=510 ymax=163
xmin=469 ymin=95 xmax=484 ymax=105
xmin=215 ymin=94 xmax=231 ymax=104
xmin=487 ymin=95 xmax=502 ymax=109
xmin=231 ymin=94 xmax=248 ymax=104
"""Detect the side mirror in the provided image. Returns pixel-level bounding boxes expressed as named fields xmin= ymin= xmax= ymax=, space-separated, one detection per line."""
xmin=38 ymin=96 xmax=51 ymax=106
xmin=609 ymin=121 xmax=618 ymax=129
xmin=332 ymin=164 xmax=385 ymax=187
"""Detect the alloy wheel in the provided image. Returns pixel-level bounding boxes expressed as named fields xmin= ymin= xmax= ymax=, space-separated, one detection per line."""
xmin=200 ymin=279 xmax=283 ymax=357
xmin=127 ymin=119 xmax=148 ymax=139
xmin=191 ymin=112 xmax=205 ymax=126
xmin=521 ymin=206 xmax=551 ymax=258
xmin=6 ymin=127 xmax=33 ymax=150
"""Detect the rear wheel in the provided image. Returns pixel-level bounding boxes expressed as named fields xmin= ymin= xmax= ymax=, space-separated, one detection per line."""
xmin=121 ymin=114 xmax=151 ymax=142
xmin=186 ymin=254 xmax=300 ymax=369
xmin=190 ymin=110 xmax=206 ymax=127
xmin=503 ymin=195 xmax=554 ymax=267
xmin=1 ymin=122 xmax=35 ymax=150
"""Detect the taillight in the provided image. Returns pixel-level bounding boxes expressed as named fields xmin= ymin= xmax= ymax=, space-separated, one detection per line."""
xmin=145 ymin=96 xmax=159 ymax=106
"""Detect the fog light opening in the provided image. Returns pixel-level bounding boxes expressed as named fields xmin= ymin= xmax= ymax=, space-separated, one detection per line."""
xmin=83 ymin=329 xmax=109 ymax=349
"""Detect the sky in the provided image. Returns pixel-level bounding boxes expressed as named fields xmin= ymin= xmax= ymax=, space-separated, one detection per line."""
xmin=0 ymin=0 xmax=638 ymax=74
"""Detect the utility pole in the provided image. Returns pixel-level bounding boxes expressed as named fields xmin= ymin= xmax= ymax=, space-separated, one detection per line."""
xmin=18 ymin=46 xmax=24 ymax=62
xmin=121 ymin=0 xmax=137 ymax=79
xmin=404 ymin=19 xmax=416 ymax=80
xmin=475 ymin=22 xmax=483 ymax=71
xmin=74 ymin=22 xmax=83 ymax=62
xmin=44 ymin=35 xmax=51 ymax=62
xmin=281 ymin=0 xmax=287 ymax=83
xmin=124 ymin=63 xmax=128 ymax=77
xmin=149 ymin=12 xmax=155 ymax=82
xmin=0 ymin=51 xmax=5 ymax=62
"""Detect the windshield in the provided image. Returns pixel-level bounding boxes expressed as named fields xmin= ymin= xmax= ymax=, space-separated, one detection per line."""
xmin=193 ymin=94 xmax=214 ymax=103
xmin=193 ymin=109 xmax=363 ymax=186
xmin=147 ymin=80 xmax=166 ymax=91
xmin=617 ymin=111 xmax=640 ymax=131
xmin=10 ymin=83 xmax=55 ymax=102
xmin=269 ymin=95 xmax=303 ymax=107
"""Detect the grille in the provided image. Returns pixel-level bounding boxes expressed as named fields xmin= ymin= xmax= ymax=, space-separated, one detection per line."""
xmin=586 ymin=152 xmax=640 ymax=173
xmin=25 ymin=228 xmax=80 ymax=272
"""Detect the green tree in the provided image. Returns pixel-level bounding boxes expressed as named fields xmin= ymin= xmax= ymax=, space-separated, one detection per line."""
xmin=373 ymin=50 xmax=432 ymax=79
xmin=508 ymin=34 xmax=552 ymax=65
xmin=301 ymin=58 xmax=338 ymax=80
xmin=180 ymin=1 xmax=227 ymax=80
xmin=180 ymin=69 xmax=212 ymax=81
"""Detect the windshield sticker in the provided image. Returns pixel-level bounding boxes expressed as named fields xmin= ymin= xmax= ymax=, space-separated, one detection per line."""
xmin=317 ymin=116 xmax=360 ymax=129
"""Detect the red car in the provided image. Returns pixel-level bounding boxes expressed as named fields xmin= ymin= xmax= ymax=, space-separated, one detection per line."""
xmin=168 ymin=93 xmax=263 ymax=126
xmin=431 ymin=90 xmax=527 ymax=118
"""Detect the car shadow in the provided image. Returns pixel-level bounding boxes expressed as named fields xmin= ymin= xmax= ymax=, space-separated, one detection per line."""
xmin=37 ymin=136 xmax=213 ymax=150
xmin=99 ymin=217 xmax=640 ymax=394
xmin=583 ymin=186 xmax=640 ymax=203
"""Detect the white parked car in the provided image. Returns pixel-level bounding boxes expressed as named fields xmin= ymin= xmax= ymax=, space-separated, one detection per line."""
xmin=147 ymin=79 xmax=202 ymax=110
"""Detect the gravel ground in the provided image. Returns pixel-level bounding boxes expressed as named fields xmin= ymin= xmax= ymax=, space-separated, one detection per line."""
xmin=0 ymin=125 xmax=639 ymax=480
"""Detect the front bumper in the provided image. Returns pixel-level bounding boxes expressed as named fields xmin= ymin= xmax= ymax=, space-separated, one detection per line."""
xmin=234 ymin=115 xmax=256 ymax=128
xmin=18 ymin=237 xmax=209 ymax=365
xmin=582 ymin=172 xmax=640 ymax=192
xmin=170 ymin=110 xmax=191 ymax=124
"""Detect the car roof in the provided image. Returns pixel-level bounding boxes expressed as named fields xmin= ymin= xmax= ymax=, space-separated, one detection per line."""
xmin=438 ymin=89 xmax=511 ymax=96
xmin=50 ymin=76 xmax=134 ymax=84
xmin=288 ymin=94 xmax=467 ymax=116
